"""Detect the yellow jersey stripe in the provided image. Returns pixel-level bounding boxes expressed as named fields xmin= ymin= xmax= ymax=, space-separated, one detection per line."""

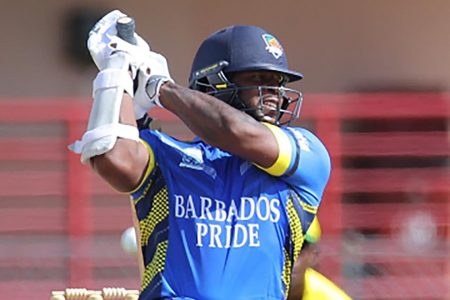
xmin=300 ymin=201 xmax=318 ymax=215
xmin=287 ymin=197 xmax=304 ymax=260
xmin=139 ymin=187 xmax=169 ymax=246
xmin=291 ymin=190 xmax=318 ymax=215
xmin=282 ymin=247 xmax=292 ymax=297
xmin=141 ymin=240 xmax=169 ymax=291
xmin=133 ymin=178 xmax=154 ymax=205
xmin=130 ymin=139 xmax=156 ymax=194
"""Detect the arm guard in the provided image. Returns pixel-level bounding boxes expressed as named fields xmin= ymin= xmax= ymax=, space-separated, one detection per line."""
xmin=68 ymin=52 xmax=140 ymax=163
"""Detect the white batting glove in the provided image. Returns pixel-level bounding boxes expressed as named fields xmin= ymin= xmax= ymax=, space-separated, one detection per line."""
xmin=133 ymin=51 xmax=174 ymax=118
xmin=87 ymin=10 xmax=174 ymax=119
xmin=87 ymin=10 xmax=150 ymax=75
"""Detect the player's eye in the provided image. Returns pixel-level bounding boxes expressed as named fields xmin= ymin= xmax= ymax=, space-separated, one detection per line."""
xmin=256 ymin=74 xmax=283 ymax=86
xmin=250 ymin=75 xmax=263 ymax=84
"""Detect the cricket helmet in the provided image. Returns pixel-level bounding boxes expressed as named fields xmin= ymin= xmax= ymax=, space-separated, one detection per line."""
xmin=189 ymin=25 xmax=304 ymax=125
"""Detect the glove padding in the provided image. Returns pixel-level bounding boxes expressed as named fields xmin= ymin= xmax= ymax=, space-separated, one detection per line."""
xmin=133 ymin=52 xmax=173 ymax=118
xmin=87 ymin=9 xmax=149 ymax=75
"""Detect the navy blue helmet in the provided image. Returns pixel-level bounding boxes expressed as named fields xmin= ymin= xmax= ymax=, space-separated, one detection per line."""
xmin=189 ymin=25 xmax=304 ymax=125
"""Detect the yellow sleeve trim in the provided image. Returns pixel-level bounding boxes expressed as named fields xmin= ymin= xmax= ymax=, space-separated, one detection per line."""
xmin=129 ymin=139 xmax=156 ymax=194
xmin=255 ymin=122 xmax=292 ymax=176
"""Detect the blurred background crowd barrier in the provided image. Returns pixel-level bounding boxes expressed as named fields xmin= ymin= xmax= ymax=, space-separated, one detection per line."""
xmin=0 ymin=92 xmax=448 ymax=299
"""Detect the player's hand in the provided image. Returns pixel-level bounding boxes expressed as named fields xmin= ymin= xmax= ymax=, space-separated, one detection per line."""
xmin=133 ymin=51 xmax=174 ymax=118
xmin=87 ymin=9 xmax=150 ymax=73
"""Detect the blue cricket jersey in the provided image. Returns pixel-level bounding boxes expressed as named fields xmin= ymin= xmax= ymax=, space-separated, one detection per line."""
xmin=130 ymin=123 xmax=331 ymax=300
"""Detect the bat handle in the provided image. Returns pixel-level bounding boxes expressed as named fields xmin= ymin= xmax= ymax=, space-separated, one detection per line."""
xmin=115 ymin=16 xmax=157 ymax=127
xmin=116 ymin=17 xmax=137 ymax=45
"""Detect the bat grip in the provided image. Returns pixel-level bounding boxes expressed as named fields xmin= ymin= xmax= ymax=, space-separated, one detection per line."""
xmin=116 ymin=17 xmax=137 ymax=45
xmin=115 ymin=16 xmax=158 ymax=126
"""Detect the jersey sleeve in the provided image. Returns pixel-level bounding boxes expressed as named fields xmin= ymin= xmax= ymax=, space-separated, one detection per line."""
xmin=130 ymin=129 xmax=182 ymax=194
xmin=256 ymin=123 xmax=331 ymax=208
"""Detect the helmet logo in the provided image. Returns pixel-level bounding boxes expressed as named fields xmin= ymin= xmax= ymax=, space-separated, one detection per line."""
xmin=262 ymin=34 xmax=283 ymax=59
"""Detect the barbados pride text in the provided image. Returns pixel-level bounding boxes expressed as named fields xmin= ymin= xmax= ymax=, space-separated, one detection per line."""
xmin=174 ymin=194 xmax=281 ymax=248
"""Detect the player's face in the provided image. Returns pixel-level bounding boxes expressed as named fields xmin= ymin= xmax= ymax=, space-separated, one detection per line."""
xmin=230 ymin=71 xmax=285 ymax=124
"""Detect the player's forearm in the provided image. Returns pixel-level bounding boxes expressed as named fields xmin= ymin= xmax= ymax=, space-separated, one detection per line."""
xmin=90 ymin=94 xmax=148 ymax=192
xmin=159 ymin=82 xmax=259 ymax=150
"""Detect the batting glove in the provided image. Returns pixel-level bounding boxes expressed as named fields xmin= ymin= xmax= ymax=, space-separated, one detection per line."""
xmin=133 ymin=51 xmax=174 ymax=118
xmin=87 ymin=9 xmax=150 ymax=76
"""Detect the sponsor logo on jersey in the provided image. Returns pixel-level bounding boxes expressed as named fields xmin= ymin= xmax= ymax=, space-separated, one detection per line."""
xmin=179 ymin=155 xmax=217 ymax=179
xmin=262 ymin=34 xmax=283 ymax=59
xmin=286 ymin=128 xmax=311 ymax=152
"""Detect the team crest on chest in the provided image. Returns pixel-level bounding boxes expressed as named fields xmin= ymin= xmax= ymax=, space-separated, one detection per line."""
xmin=262 ymin=34 xmax=283 ymax=59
